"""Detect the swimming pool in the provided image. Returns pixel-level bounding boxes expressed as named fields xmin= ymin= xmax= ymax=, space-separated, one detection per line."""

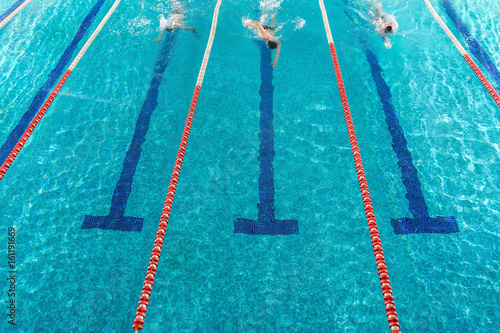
xmin=1 ymin=0 xmax=499 ymax=331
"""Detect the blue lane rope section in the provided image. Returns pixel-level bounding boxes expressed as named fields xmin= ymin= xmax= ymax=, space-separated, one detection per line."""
xmin=234 ymin=42 xmax=299 ymax=236
xmin=364 ymin=48 xmax=459 ymax=234
xmin=442 ymin=0 xmax=500 ymax=91
xmin=0 ymin=0 xmax=107 ymax=166
xmin=82 ymin=32 xmax=177 ymax=232
xmin=0 ymin=0 xmax=26 ymax=22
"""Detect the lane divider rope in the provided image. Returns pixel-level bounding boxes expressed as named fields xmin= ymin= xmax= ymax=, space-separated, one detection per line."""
xmin=132 ymin=0 xmax=223 ymax=331
xmin=0 ymin=0 xmax=122 ymax=181
xmin=0 ymin=0 xmax=33 ymax=30
xmin=317 ymin=1 xmax=401 ymax=332
xmin=422 ymin=0 xmax=500 ymax=108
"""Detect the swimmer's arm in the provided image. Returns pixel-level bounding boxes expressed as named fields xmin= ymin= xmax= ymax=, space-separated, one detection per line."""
xmin=244 ymin=21 xmax=268 ymax=38
xmin=272 ymin=41 xmax=281 ymax=67
xmin=182 ymin=26 xmax=197 ymax=34
xmin=155 ymin=29 xmax=165 ymax=43
xmin=243 ymin=21 xmax=258 ymax=28
xmin=383 ymin=35 xmax=392 ymax=49
xmin=374 ymin=1 xmax=384 ymax=16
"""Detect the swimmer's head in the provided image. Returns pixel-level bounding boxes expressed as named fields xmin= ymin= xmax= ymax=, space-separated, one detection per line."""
xmin=267 ymin=40 xmax=278 ymax=49
xmin=383 ymin=20 xmax=398 ymax=34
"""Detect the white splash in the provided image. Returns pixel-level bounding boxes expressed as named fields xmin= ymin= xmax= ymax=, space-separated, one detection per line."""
xmin=159 ymin=14 xmax=168 ymax=30
xmin=241 ymin=16 xmax=252 ymax=26
xmin=259 ymin=0 xmax=283 ymax=12
xmin=127 ymin=16 xmax=153 ymax=36
xmin=293 ymin=17 xmax=306 ymax=30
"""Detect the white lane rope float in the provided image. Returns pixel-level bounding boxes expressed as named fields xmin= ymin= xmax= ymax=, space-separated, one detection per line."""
xmin=422 ymin=0 xmax=500 ymax=108
xmin=0 ymin=0 xmax=34 ymax=30
xmin=0 ymin=0 xmax=123 ymax=181
xmin=132 ymin=0 xmax=223 ymax=331
xmin=318 ymin=0 xmax=401 ymax=331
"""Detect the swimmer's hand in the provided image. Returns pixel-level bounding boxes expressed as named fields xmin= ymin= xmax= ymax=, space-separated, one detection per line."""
xmin=271 ymin=61 xmax=277 ymax=68
xmin=244 ymin=21 xmax=256 ymax=28
xmin=383 ymin=36 xmax=392 ymax=49
xmin=184 ymin=26 xmax=197 ymax=34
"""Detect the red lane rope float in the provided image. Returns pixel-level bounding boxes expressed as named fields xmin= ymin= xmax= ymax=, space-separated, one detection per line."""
xmin=0 ymin=0 xmax=123 ymax=182
xmin=132 ymin=0 xmax=223 ymax=331
xmin=0 ymin=70 xmax=71 ymax=180
xmin=422 ymin=0 xmax=500 ymax=108
xmin=463 ymin=53 xmax=500 ymax=107
xmin=317 ymin=0 xmax=401 ymax=332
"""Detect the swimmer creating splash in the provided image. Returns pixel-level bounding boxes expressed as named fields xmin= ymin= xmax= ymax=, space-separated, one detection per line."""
xmin=370 ymin=1 xmax=398 ymax=49
xmin=155 ymin=0 xmax=196 ymax=43
xmin=244 ymin=14 xmax=282 ymax=67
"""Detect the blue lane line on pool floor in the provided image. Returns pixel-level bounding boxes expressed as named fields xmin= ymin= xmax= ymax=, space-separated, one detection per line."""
xmin=82 ymin=32 xmax=177 ymax=232
xmin=340 ymin=2 xmax=458 ymax=234
xmin=442 ymin=0 xmax=500 ymax=91
xmin=0 ymin=0 xmax=26 ymax=22
xmin=364 ymin=48 xmax=459 ymax=234
xmin=0 ymin=0 xmax=107 ymax=166
xmin=234 ymin=42 xmax=299 ymax=236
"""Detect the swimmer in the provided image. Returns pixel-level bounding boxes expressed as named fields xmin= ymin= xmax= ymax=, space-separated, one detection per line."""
xmin=155 ymin=0 xmax=196 ymax=43
xmin=244 ymin=15 xmax=281 ymax=67
xmin=370 ymin=1 xmax=398 ymax=49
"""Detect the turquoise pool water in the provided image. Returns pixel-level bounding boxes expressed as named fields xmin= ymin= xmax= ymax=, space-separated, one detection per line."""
xmin=1 ymin=0 xmax=499 ymax=331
